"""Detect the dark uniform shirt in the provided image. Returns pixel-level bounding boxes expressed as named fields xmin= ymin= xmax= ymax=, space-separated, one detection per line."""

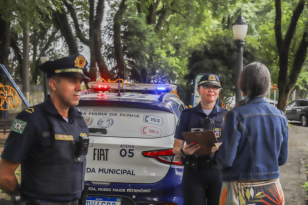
xmin=1 ymin=96 xmax=84 ymax=201
xmin=175 ymin=103 xmax=227 ymax=143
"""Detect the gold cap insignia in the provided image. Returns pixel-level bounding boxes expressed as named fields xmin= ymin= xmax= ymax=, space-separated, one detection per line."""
xmin=209 ymin=75 xmax=216 ymax=81
xmin=75 ymin=55 xmax=86 ymax=68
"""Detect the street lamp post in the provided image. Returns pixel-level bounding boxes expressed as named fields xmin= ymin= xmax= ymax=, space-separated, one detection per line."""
xmin=233 ymin=13 xmax=248 ymax=103
xmin=40 ymin=51 xmax=49 ymax=100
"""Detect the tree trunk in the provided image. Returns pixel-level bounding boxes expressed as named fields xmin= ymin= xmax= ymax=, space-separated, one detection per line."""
xmin=31 ymin=30 xmax=38 ymax=85
xmin=154 ymin=5 xmax=169 ymax=36
xmin=10 ymin=32 xmax=22 ymax=80
xmin=295 ymin=86 xmax=300 ymax=99
xmin=113 ymin=0 xmax=128 ymax=79
xmin=53 ymin=8 xmax=79 ymax=55
xmin=93 ymin=0 xmax=111 ymax=81
xmin=88 ymin=0 xmax=96 ymax=81
xmin=275 ymin=0 xmax=306 ymax=112
xmin=22 ymin=27 xmax=30 ymax=105
xmin=146 ymin=1 xmax=159 ymax=25
xmin=32 ymin=29 xmax=58 ymax=84
xmin=0 ymin=3 xmax=11 ymax=73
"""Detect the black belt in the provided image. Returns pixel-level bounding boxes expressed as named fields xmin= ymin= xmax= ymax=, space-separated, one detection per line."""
xmin=28 ymin=199 xmax=79 ymax=205
xmin=181 ymin=155 xmax=214 ymax=170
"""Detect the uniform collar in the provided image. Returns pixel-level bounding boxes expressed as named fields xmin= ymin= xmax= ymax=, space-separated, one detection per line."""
xmin=43 ymin=95 xmax=80 ymax=118
xmin=196 ymin=102 xmax=223 ymax=115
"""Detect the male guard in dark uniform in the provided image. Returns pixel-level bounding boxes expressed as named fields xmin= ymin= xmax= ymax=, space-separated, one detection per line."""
xmin=0 ymin=54 xmax=90 ymax=205
xmin=173 ymin=74 xmax=228 ymax=205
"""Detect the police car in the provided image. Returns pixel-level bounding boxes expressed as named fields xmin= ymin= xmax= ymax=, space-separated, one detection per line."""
xmin=78 ymin=81 xmax=185 ymax=205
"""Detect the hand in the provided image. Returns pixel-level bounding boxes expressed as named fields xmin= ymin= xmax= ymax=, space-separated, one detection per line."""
xmin=182 ymin=142 xmax=200 ymax=155
xmin=211 ymin=146 xmax=219 ymax=154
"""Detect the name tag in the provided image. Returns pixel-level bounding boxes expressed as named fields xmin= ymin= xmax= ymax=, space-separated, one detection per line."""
xmin=55 ymin=134 xmax=74 ymax=141
xmin=191 ymin=128 xmax=204 ymax=132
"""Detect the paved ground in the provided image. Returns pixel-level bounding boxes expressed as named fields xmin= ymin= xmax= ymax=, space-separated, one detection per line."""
xmin=280 ymin=121 xmax=308 ymax=205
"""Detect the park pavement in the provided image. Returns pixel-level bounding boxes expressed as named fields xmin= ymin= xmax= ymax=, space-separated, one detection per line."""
xmin=280 ymin=122 xmax=307 ymax=205
xmin=0 ymin=125 xmax=307 ymax=203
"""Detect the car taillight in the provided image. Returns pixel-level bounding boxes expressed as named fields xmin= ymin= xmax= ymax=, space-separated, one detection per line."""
xmin=142 ymin=149 xmax=182 ymax=165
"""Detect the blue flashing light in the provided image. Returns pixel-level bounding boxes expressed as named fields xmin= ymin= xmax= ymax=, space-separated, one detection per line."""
xmin=157 ymin=87 xmax=171 ymax=92
xmin=157 ymin=87 xmax=167 ymax=91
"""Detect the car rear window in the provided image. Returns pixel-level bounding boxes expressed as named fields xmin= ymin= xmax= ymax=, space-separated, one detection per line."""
xmin=79 ymin=106 xmax=176 ymax=138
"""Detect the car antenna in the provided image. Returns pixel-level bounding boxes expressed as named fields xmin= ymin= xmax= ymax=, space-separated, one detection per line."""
xmin=117 ymin=76 xmax=122 ymax=97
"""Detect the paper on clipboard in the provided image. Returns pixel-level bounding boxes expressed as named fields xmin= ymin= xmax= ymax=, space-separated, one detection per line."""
xmin=182 ymin=131 xmax=217 ymax=155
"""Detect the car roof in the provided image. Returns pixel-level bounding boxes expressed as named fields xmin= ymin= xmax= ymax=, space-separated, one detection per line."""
xmin=79 ymin=93 xmax=181 ymax=114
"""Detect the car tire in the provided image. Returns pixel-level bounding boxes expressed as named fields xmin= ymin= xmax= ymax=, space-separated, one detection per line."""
xmin=300 ymin=115 xmax=308 ymax=127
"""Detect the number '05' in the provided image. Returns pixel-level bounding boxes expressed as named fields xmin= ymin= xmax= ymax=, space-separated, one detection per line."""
xmin=120 ymin=149 xmax=134 ymax=158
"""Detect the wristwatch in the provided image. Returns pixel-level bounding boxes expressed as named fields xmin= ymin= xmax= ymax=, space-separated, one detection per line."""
xmin=180 ymin=148 xmax=185 ymax=156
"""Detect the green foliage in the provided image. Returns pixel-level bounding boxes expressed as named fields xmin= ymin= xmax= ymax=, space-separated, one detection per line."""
xmin=182 ymin=31 xmax=258 ymax=104
xmin=297 ymin=67 xmax=308 ymax=91
xmin=303 ymin=181 xmax=308 ymax=192
xmin=0 ymin=0 xmax=62 ymax=32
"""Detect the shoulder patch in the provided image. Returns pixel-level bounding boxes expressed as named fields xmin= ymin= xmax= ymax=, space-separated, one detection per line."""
xmin=11 ymin=119 xmax=27 ymax=134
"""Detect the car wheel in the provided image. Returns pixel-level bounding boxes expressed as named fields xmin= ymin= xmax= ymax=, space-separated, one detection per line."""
xmin=300 ymin=115 xmax=308 ymax=126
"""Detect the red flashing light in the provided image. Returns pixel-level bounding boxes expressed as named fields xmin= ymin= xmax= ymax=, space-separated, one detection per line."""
xmin=142 ymin=149 xmax=182 ymax=166
xmin=95 ymin=85 xmax=110 ymax=92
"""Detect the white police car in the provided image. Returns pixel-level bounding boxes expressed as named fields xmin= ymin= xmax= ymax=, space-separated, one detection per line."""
xmin=78 ymin=81 xmax=185 ymax=205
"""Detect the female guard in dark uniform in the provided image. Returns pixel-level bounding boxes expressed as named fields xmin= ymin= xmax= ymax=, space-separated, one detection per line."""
xmin=173 ymin=73 xmax=227 ymax=205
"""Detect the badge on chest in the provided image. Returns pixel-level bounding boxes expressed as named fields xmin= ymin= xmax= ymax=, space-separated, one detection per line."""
xmin=213 ymin=128 xmax=222 ymax=138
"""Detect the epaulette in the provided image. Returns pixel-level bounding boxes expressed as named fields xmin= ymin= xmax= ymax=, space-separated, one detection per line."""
xmin=22 ymin=105 xmax=43 ymax=116
xmin=75 ymin=107 xmax=82 ymax=114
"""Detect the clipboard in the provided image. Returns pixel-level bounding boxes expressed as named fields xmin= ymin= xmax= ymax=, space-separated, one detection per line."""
xmin=182 ymin=131 xmax=217 ymax=155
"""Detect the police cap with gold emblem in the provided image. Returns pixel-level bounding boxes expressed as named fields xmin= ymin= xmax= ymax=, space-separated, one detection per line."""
xmin=198 ymin=73 xmax=221 ymax=88
xmin=39 ymin=54 xmax=90 ymax=81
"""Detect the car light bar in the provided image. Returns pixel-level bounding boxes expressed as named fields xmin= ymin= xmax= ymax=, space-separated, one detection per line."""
xmin=142 ymin=149 xmax=182 ymax=166
xmin=88 ymin=82 xmax=177 ymax=92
